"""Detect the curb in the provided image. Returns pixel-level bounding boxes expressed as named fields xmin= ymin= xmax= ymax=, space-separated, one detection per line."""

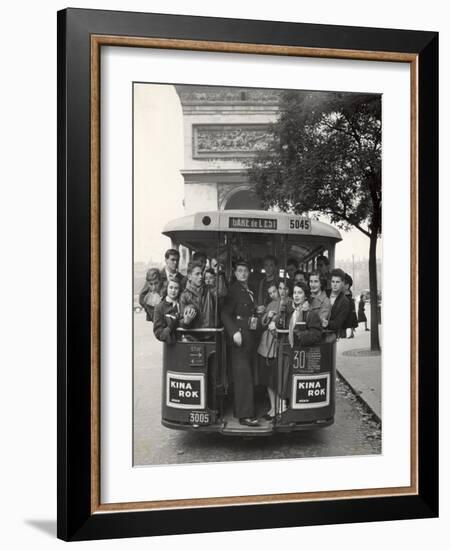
xmin=336 ymin=368 xmax=381 ymax=423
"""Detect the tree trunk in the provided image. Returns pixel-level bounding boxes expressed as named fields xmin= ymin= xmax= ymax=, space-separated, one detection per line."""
xmin=368 ymin=233 xmax=381 ymax=351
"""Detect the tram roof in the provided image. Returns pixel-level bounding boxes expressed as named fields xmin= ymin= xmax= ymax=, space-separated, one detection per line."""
xmin=163 ymin=210 xmax=342 ymax=241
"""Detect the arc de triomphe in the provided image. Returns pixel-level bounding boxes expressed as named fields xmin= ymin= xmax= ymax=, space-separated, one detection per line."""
xmin=174 ymin=85 xmax=281 ymax=214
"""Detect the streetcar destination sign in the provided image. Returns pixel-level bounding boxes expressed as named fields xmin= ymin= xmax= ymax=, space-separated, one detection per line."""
xmin=227 ymin=215 xmax=312 ymax=233
xmin=229 ymin=217 xmax=277 ymax=230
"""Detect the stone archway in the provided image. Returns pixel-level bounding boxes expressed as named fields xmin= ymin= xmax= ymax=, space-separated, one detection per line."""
xmin=222 ymin=185 xmax=262 ymax=210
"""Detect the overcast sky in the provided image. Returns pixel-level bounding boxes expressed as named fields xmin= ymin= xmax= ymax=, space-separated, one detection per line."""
xmin=133 ymin=83 xmax=381 ymax=266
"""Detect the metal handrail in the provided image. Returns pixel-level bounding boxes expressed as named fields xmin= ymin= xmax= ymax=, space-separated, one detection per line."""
xmin=176 ymin=327 xmax=224 ymax=332
xmin=276 ymin=327 xmax=336 ymax=334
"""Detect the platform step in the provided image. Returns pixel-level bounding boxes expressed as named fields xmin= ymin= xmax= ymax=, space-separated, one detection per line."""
xmin=221 ymin=415 xmax=274 ymax=435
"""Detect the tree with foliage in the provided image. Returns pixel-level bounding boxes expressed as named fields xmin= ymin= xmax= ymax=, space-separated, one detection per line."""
xmin=248 ymin=90 xmax=381 ymax=351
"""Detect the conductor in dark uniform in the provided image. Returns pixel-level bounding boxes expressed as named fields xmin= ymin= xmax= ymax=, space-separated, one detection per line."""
xmin=221 ymin=259 xmax=260 ymax=426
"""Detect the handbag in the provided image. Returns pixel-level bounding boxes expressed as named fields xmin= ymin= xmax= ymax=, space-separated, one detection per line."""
xmin=257 ymin=329 xmax=277 ymax=358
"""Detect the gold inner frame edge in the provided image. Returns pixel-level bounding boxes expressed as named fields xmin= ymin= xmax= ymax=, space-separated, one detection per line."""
xmin=89 ymin=34 xmax=419 ymax=514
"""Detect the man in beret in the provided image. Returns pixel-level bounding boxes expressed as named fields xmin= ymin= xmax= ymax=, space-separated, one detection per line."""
xmin=221 ymin=259 xmax=260 ymax=427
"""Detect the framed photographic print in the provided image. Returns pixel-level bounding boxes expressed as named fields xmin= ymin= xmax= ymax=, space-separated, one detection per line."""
xmin=57 ymin=8 xmax=438 ymax=541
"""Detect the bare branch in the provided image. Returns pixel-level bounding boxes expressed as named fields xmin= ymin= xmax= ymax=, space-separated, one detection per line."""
xmin=319 ymin=209 xmax=371 ymax=238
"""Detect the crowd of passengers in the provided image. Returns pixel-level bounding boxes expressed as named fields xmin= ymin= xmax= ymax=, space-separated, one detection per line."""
xmin=139 ymin=248 xmax=363 ymax=338
xmin=139 ymin=248 xmax=368 ymax=426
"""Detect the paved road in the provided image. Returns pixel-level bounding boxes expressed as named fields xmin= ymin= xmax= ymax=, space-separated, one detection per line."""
xmin=133 ymin=312 xmax=381 ymax=466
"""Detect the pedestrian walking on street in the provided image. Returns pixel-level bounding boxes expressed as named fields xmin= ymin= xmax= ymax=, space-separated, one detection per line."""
xmin=358 ymin=294 xmax=370 ymax=331
xmin=344 ymin=274 xmax=358 ymax=338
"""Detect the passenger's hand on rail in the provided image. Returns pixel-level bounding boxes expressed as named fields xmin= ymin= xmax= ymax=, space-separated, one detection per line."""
xmin=322 ymin=319 xmax=329 ymax=328
xmin=233 ymin=331 xmax=242 ymax=347
xmin=183 ymin=307 xmax=197 ymax=324
xmin=256 ymin=305 xmax=265 ymax=315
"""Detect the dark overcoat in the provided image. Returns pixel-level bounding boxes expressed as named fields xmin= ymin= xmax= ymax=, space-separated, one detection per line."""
xmin=153 ymin=299 xmax=181 ymax=344
xmin=221 ymin=280 xmax=259 ymax=419
xmin=328 ymin=292 xmax=351 ymax=334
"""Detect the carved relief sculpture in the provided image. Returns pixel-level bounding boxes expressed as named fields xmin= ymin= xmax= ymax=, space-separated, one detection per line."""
xmin=193 ymin=124 xmax=272 ymax=157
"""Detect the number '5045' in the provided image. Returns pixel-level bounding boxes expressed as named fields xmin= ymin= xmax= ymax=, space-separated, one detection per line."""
xmin=290 ymin=219 xmax=310 ymax=230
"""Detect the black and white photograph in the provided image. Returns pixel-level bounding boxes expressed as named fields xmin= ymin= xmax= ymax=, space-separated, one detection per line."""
xmin=1 ymin=0 xmax=442 ymax=546
xmin=133 ymin=83 xmax=382 ymax=466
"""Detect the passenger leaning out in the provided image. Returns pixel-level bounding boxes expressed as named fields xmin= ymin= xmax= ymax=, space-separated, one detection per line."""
xmin=153 ymin=280 xmax=196 ymax=344
xmin=138 ymin=267 xmax=162 ymax=322
xmin=323 ymin=268 xmax=350 ymax=336
xmin=180 ymin=260 xmax=226 ymax=329
xmin=288 ymin=282 xmax=322 ymax=348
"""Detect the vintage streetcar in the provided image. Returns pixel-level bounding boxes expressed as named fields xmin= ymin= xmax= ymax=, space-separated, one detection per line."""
xmin=160 ymin=209 xmax=342 ymax=435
